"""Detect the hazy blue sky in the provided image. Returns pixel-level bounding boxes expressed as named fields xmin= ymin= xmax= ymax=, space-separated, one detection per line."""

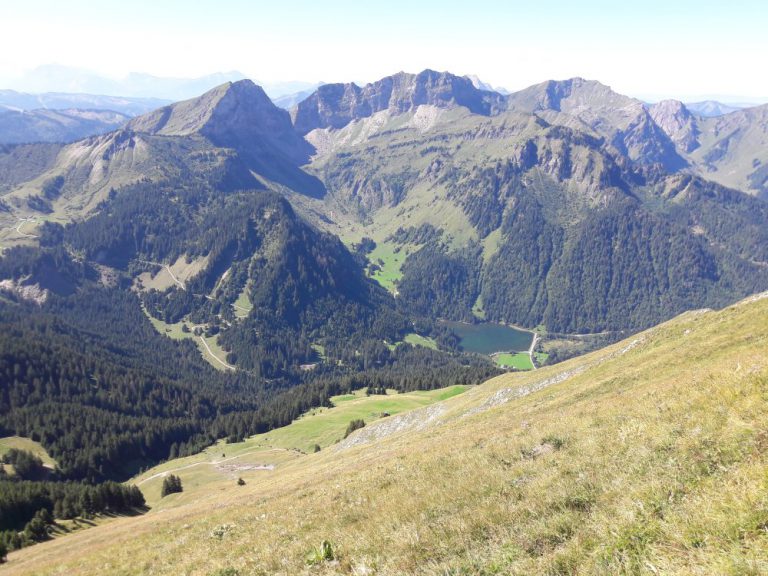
xmin=1 ymin=0 xmax=765 ymax=100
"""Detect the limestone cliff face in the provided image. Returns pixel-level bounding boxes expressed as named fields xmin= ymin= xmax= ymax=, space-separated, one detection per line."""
xmin=292 ymin=70 xmax=506 ymax=134
xmin=129 ymin=80 xmax=311 ymax=164
xmin=649 ymin=100 xmax=700 ymax=153
xmin=507 ymin=78 xmax=687 ymax=170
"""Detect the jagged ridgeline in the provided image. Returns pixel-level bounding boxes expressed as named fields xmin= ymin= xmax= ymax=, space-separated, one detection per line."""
xmin=3 ymin=72 xmax=768 ymax=334
xmin=1 ymin=76 xmax=511 ymax=489
xmin=296 ymin=72 xmax=768 ymax=332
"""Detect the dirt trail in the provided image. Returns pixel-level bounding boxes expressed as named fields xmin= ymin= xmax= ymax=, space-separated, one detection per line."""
xmin=135 ymin=448 xmax=285 ymax=486
xmin=5 ymin=217 xmax=39 ymax=239
xmin=198 ymin=336 xmax=236 ymax=370
xmin=137 ymin=259 xmax=186 ymax=290
xmin=528 ymin=333 xmax=539 ymax=370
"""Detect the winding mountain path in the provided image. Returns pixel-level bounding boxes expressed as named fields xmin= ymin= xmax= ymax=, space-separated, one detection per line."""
xmin=5 ymin=217 xmax=39 ymax=239
xmin=135 ymin=449 xmax=285 ymax=486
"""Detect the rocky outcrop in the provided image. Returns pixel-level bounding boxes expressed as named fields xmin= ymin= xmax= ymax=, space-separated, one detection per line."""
xmin=0 ymin=279 xmax=49 ymax=304
xmin=617 ymin=107 xmax=688 ymax=170
xmin=649 ymin=100 xmax=700 ymax=153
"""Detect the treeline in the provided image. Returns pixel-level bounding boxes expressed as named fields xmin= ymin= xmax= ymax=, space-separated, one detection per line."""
xmin=0 ymin=284 xmax=271 ymax=481
xmin=445 ymin=159 xmax=525 ymax=237
xmin=0 ymin=269 xmax=488 ymax=483
xmin=2 ymin=448 xmax=47 ymax=480
xmin=386 ymin=223 xmax=442 ymax=245
xmin=0 ymin=171 xmax=503 ymax=497
xmin=0 ymin=473 xmax=144 ymax=552
xmin=185 ymin=344 xmax=500 ymax=445
xmin=0 ymin=263 xmax=286 ymax=482
xmin=0 ymin=244 xmax=94 ymax=296
xmin=303 ymin=344 xmax=500 ymax=395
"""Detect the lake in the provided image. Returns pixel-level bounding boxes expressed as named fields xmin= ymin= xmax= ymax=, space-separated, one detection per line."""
xmin=440 ymin=320 xmax=534 ymax=355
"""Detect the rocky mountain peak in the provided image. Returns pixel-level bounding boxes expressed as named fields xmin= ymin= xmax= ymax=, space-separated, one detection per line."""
xmin=648 ymin=99 xmax=692 ymax=123
xmin=648 ymin=99 xmax=700 ymax=153
xmin=127 ymin=79 xmax=310 ymax=164
xmin=292 ymin=69 xmax=506 ymax=135
xmin=506 ymin=77 xmax=636 ymax=114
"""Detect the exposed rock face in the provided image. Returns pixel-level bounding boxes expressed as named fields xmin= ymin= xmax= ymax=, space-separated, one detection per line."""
xmin=616 ymin=107 xmax=688 ymax=170
xmin=128 ymin=80 xmax=311 ymax=164
xmin=687 ymin=103 xmax=768 ymax=199
xmin=507 ymin=78 xmax=687 ymax=170
xmin=0 ymin=279 xmax=48 ymax=304
xmin=120 ymin=80 xmax=325 ymax=196
xmin=292 ymin=70 xmax=506 ymax=134
xmin=649 ymin=100 xmax=700 ymax=153
xmin=505 ymin=77 xmax=637 ymax=116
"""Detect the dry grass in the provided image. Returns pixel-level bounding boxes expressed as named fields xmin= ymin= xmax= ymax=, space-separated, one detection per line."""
xmin=5 ymin=295 xmax=768 ymax=575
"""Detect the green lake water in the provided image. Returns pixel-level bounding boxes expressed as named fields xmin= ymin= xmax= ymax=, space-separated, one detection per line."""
xmin=440 ymin=320 xmax=534 ymax=355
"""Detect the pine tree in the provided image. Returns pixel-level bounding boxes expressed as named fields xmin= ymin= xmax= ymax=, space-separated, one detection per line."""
xmin=36 ymin=508 xmax=53 ymax=525
xmin=343 ymin=419 xmax=366 ymax=439
xmin=23 ymin=516 xmax=48 ymax=542
xmin=161 ymin=474 xmax=183 ymax=497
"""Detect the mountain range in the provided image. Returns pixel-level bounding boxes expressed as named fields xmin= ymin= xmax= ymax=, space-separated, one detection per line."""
xmin=0 ymin=90 xmax=169 ymax=116
xmin=3 ymin=65 xmax=320 ymax=103
xmin=0 ymin=108 xmax=129 ymax=144
xmin=2 ymin=70 xmax=768 ymax=334
xmin=4 ymin=65 xmax=248 ymax=101
xmin=685 ymin=99 xmax=748 ymax=117
xmin=2 ymin=68 xmax=768 ymax=568
xmin=1 ymin=68 xmax=768 ymax=469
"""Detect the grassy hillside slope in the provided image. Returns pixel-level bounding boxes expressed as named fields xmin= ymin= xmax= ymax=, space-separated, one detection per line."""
xmin=5 ymin=293 xmax=768 ymax=575
xmin=131 ymin=386 xmax=466 ymax=509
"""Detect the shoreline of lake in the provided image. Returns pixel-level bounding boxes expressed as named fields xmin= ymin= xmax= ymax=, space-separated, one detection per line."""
xmin=439 ymin=320 xmax=534 ymax=355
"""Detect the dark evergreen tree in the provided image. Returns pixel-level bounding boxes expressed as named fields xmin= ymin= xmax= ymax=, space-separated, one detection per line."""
xmin=343 ymin=419 xmax=366 ymax=439
xmin=161 ymin=474 xmax=183 ymax=497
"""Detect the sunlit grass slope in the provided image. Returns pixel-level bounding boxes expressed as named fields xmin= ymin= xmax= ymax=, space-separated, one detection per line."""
xmin=131 ymin=387 xmax=466 ymax=509
xmin=5 ymin=294 xmax=768 ymax=575
xmin=0 ymin=436 xmax=57 ymax=469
